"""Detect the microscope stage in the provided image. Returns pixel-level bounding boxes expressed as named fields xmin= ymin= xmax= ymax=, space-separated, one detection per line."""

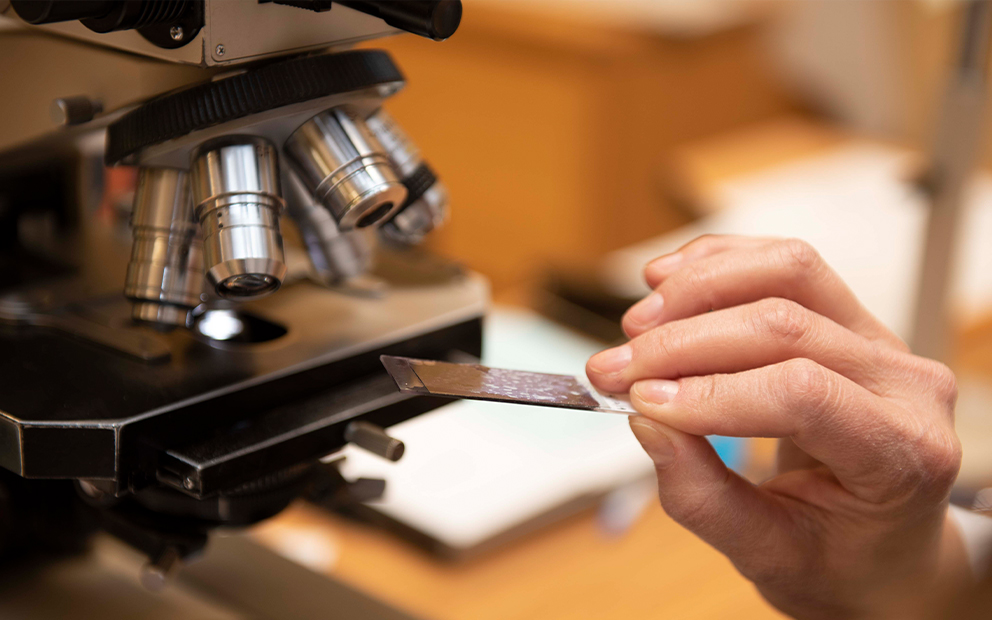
xmin=0 ymin=257 xmax=486 ymax=497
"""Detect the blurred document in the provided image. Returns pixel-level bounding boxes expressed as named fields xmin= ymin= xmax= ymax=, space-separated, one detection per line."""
xmin=338 ymin=308 xmax=657 ymax=551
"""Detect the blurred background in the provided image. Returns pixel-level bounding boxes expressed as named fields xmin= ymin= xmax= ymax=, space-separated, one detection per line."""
xmin=263 ymin=2 xmax=992 ymax=619
xmin=5 ymin=1 xmax=992 ymax=619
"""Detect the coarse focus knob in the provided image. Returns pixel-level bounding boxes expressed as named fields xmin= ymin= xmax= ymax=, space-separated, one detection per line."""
xmin=267 ymin=0 xmax=333 ymax=12
xmin=12 ymin=0 xmax=195 ymax=32
xmin=339 ymin=1 xmax=461 ymax=41
xmin=11 ymin=0 xmax=115 ymax=24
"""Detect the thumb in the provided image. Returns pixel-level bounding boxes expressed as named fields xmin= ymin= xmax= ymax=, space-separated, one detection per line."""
xmin=629 ymin=416 xmax=782 ymax=563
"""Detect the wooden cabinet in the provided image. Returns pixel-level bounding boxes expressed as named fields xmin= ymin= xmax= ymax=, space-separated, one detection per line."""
xmin=363 ymin=2 xmax=797 ymax=291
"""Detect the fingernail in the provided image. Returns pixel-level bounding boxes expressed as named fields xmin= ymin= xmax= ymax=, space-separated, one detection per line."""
xmin=625 ymin=292 xmax=664 ymax=328
xmin=646 ymin=252 xmax=683 ymax=277
xmin=588 ymin=345 xmax=632 ymax=375
xmin=632 ymin=379 xmax=679 ymax=404
xmin=629 ymin=418 xmax=676 ymax=468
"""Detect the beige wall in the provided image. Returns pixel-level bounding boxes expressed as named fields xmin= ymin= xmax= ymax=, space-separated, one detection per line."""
xmin=765 ymin=1 xmax=992 ymax=167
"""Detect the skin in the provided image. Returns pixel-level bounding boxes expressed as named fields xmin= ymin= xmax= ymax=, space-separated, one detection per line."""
xmin=585 ymin=235 xmax=966 ymax=619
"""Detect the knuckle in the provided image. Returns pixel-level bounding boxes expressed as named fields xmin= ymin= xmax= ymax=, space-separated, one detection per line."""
xmin=698 ymin=373 xmax=720 ymax=403
xmin=661 ymin=468 xmax=733 ymax=529
xmin=891 ymin=354 xmax=959 ymax=412
xmin=892 ymin=423 xmax=962 ymax=501
xmin=775 ymin=238 xmax=822 ymax=273
xmin=869 ymin=414 xmax=962 ymax=503
xmin=666 ymin=266 xmax=716 ymax=310
xmin=776 ymin=358 xmax=836 ymax=419
xmin=924 ymin=429 xmax=963 ymax=491
xmin=752 ymin=298 xmax=814 ymax=346
xmin=678 ymin=374 xmax=720 ymax=411
xmin=921 ymin=359 xmax=959 ymax=409
xmin=636 ymin=323 xmax=686 ymax=368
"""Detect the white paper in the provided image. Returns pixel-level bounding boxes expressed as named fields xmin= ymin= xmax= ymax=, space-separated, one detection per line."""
xmin=338 ymin=308 xmax=654 ymax=550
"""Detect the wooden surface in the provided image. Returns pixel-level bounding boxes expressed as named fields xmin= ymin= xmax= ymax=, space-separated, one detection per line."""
xmin=252 ymin=500 xmax=784 ymax=620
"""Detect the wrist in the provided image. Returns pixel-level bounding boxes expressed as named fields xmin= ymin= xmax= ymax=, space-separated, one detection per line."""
xmin=910 ymin=504 xmax=980 ymax=619
xmin=946 ymin=503 xmax=992 ymax=578
xmin=941 ymin=505 xmax=971 ymax=576
xmin=849 ymin=506 xmax=969 ymax=620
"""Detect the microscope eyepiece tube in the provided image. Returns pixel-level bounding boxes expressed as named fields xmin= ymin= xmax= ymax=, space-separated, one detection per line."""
xmin=364 ymin=107 xmax=449 ymax=245
xmin=190 ymin=136 xmax=287 ymax=299
xmin=284 ymin=108 xmax=407 ymax=232
xmin=124 ymin=167 xmax=203 ymax=327
xmin=284 ymin=170 xmax=373 ymax=285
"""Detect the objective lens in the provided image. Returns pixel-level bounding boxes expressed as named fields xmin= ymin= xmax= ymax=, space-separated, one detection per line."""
xmin=284 ymin=169 xmax=373 ymax=285
xmin=124 ymin=167 xmax=203 ymax=328
xmin=190 ymin=136 xmax=287 ymax=299
xmin=284 ymin=108 xmax=407 ymax=232
xmin=364 ymin=107 xmax=448 ymax=245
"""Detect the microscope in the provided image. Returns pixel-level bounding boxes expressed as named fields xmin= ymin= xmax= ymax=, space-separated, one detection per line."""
xmin=0 ymin=0 xmax=484 ymax=582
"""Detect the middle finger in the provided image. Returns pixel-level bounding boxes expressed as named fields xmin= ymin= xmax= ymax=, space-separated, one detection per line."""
xmin=591 ymin=297 xmax=891 ymax=396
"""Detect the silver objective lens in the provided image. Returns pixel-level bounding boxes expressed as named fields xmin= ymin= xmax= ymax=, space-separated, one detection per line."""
xmin=284 ymin=170 xmax=372 ymax=285
xmin=284 ymin=108 xmax=407 ymax=232
xmin=124 ymin=167 xmax=203 ymax=327
xmin=190 ymin=136 xmax=287 ymax=299
xmin=365 ymin=107 xmax=448 ymax=245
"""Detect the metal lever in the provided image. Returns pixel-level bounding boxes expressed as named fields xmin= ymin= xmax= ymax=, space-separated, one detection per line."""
xmin=344 ymin=421 xmax=405 ymax=462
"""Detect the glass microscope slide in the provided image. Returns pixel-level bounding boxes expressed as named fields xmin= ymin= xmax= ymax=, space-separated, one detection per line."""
xmin=381 ymin=355 xmax=635 ymax=415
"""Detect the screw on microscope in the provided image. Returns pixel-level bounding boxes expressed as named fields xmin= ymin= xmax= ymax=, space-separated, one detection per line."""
xmin=170 ymin=26 xmax=183 ymax=41
xmin=215 ymin=43 xmax=225 ymax=56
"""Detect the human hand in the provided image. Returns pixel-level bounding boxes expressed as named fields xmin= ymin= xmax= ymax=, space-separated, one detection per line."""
xmin=586 ymin=235 xmax=963 ymax=619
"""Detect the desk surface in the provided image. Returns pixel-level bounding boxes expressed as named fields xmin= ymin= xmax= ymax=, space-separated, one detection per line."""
xmin=253 ymin=500 xmax=784 ymax=620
